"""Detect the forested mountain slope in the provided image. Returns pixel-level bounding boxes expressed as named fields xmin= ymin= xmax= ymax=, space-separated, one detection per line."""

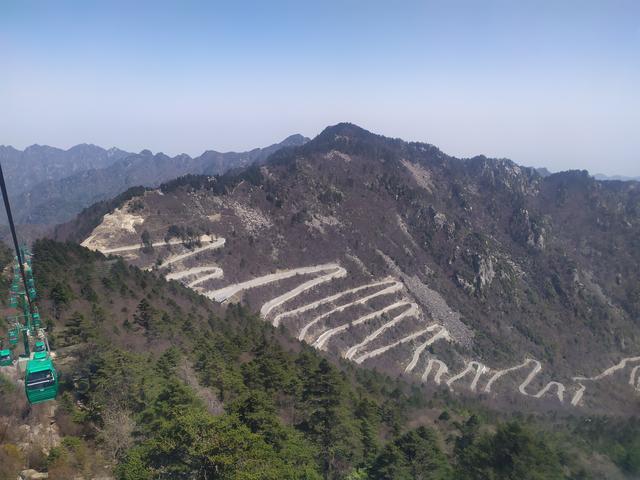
xmin=1 ymin=240 xmax=638 ymax=479
xmin=66 ymin=123 xmax=640 ymax=414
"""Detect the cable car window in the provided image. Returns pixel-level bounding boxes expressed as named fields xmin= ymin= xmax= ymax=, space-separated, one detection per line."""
xmin=26 ymin=370 xmax=55 ymax=389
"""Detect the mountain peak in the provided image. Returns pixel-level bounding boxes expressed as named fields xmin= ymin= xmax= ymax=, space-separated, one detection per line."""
xmin=300 ymin=122 xmax=386 ymax=153
xmin=279 ymin=133 xmax=309 ymax=146
xmin=67 ymin=143 xmax=106 ymax=155
xmin=24 ymin=144 xmax=54 ymax=153
xmin=317 ymin=122 xmax=375 ymax=141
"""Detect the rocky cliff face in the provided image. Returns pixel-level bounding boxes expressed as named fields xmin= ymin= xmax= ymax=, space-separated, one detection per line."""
xmin=62 ymin=123 xmax=640 ymax=413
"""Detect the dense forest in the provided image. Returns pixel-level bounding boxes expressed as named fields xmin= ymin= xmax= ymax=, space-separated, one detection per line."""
xmin=0 ymin=240 xmax=639 ymax=479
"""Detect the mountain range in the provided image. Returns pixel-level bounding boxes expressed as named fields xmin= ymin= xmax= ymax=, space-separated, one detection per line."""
xmin=3 ymin=135 xmax=635 ymax=230
xmin=0 ymin=134 xmax=308 ymax=226
xmin=60 ymin=122 xmax=640 ymax=414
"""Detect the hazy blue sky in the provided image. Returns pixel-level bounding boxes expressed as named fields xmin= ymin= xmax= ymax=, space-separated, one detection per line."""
xmin=2 ymin=1 xmax=639 ymax=175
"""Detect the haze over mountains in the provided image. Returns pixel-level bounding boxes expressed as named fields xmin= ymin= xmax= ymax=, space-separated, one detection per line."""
xmin=63 ymin=122 xmax=640 ymax=413
xmin=0 ymin=134 xmax=308 ymax=225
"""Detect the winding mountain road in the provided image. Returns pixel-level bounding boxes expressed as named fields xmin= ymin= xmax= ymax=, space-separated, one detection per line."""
xmin=80 ymin=227 xmax=640 ymax=408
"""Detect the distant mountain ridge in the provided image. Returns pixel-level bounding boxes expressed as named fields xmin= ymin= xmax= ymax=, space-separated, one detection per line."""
xmin=531 ymin=167 xmax=639 ymax=182
xmin=593 ymin=173 xmax=640 ymax=182
xmin=0 ymin=143 xmax=131 ymax=193
xmin=0 ymin=134 xmax=309 ymax=226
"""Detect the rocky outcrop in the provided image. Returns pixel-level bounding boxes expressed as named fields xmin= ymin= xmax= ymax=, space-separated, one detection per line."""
xmin=509 ymin=208 xmax=545 ymax=250
xmin=19 ymin=469 xmax=48 ymax=480
xmin=473 ymin=254 xmax=496 ymax=294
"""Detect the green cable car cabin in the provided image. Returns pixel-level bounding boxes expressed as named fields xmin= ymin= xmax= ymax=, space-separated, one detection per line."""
xmin=0 ymin=349 xmax=12 ymax=366
xmin=25 ymin=352 xmax=58 ymax=404
xmin=32 ymin=308 xmax=41 ymax=329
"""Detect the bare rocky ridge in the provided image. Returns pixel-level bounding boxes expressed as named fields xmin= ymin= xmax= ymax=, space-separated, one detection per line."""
xmin=63 ymin=123 xmax=640 ymax=413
